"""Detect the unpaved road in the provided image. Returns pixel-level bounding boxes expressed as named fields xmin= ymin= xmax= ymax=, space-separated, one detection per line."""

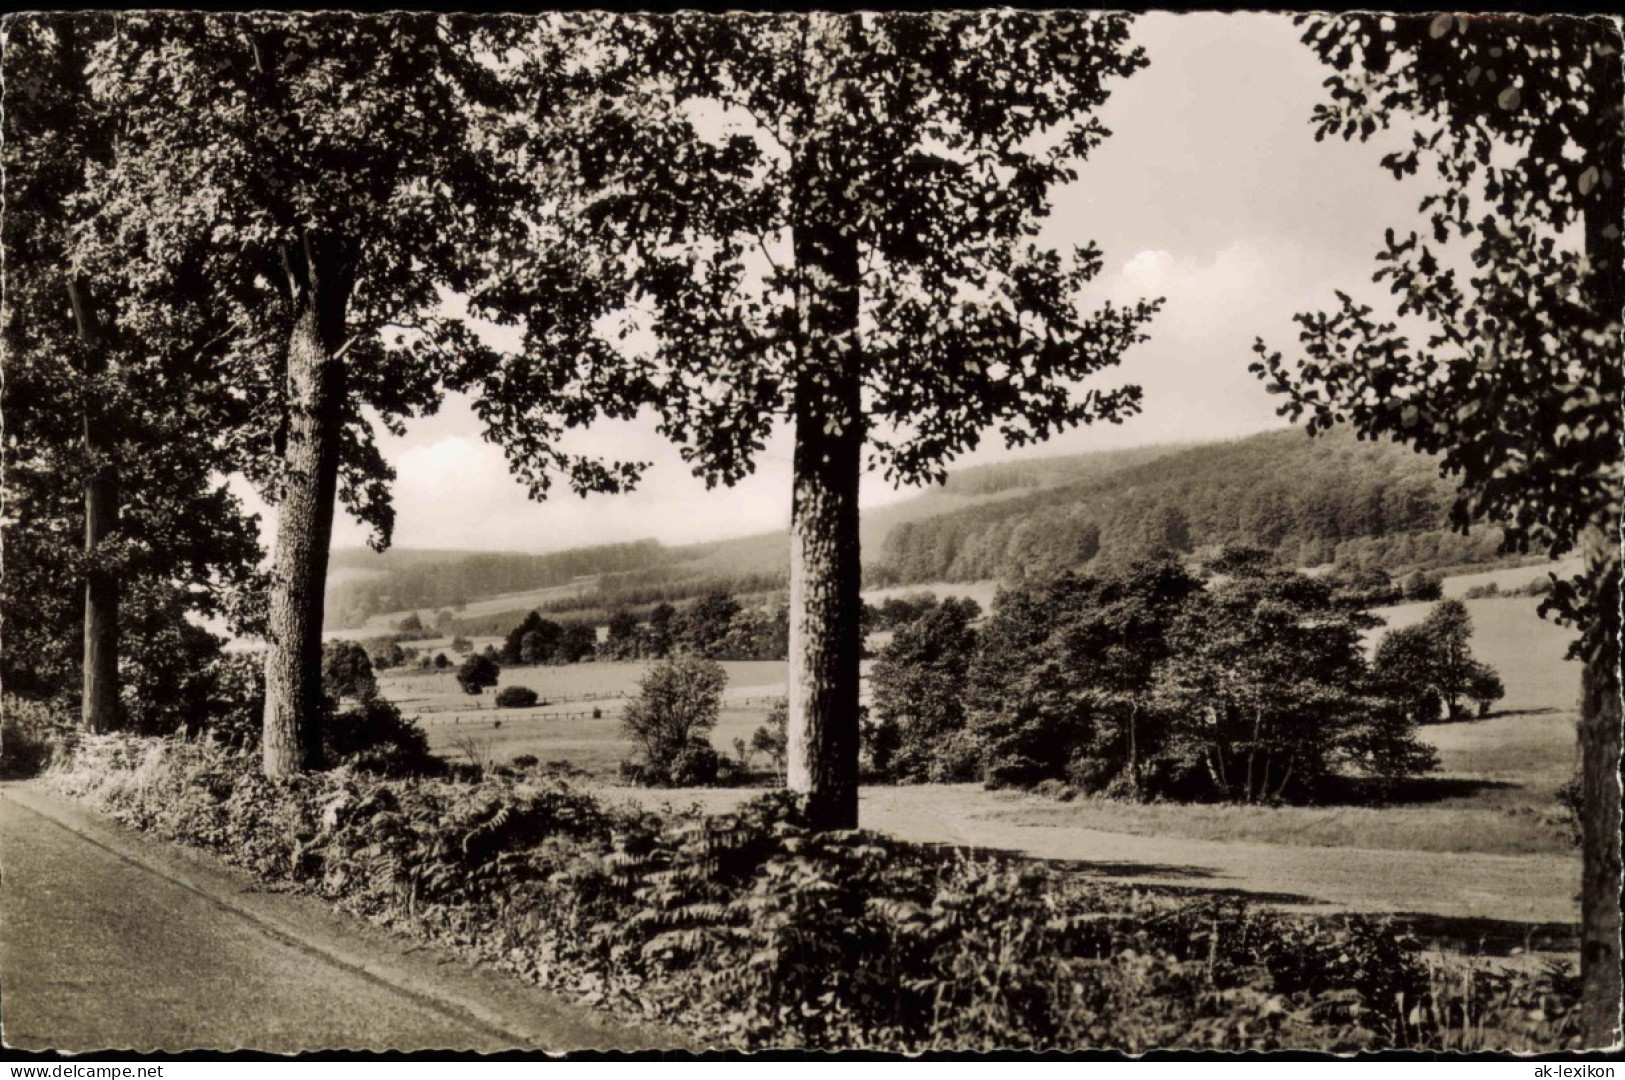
xmin=0 ymin=783 xmax=668 ymax=1054
xmin=600 ymin=783 xmax=1581 ymax=951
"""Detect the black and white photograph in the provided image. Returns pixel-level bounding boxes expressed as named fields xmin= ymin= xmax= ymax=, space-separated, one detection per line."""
xmin=0 ymin=7 xmax=1621 ymax=1058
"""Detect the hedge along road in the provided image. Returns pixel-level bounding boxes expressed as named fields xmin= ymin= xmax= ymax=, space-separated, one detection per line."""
xmin=0 ymin=782 xmax=677 ymax=1054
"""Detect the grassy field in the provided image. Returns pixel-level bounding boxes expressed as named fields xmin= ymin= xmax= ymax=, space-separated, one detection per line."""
xmin=998 ymin=591 xmax=1581 ymax=853
xmin=1437 ymin=556 xmax=1582 ymax=599
xmin=382 ymin=658 xmax=844 ymax=778
xmin=372 ymin=570 xmax=1583 ymax=936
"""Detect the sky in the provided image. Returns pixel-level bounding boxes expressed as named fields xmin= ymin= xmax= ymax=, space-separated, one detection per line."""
xmin=250 ymin=12 xmax=1431 ymax=557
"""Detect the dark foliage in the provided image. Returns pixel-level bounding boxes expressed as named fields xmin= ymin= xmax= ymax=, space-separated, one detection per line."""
xmin=322 ymin=697 xmax=440 ymax=777
xmin=868 ymin=597 xmax=981 ymax=782
xmin=494 ymin=686 xmax=540 ymax=710
xmin=321 ymin=640 xmax=378 ymax=703
xmin=51 ymin=734 xmax=1581 ymax=1051
xmin=873 ymin=429 xmax=1507 ymax=587
xmin=966 ymin=555 xmax=1203 ymax=795
xmin=456 ymin=654 xmax=501 ymax=696
xmin=0 ymin=696 xmax=77 ymax=778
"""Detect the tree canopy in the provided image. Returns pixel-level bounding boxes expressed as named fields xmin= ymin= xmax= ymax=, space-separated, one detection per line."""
xmin=1249 ymin=12 xmax=1622 ymax=1042
xmin=491 ymin=11 xmax=1161 ymax=827
xmin=2 ymin=15 xmax=266 ymax=732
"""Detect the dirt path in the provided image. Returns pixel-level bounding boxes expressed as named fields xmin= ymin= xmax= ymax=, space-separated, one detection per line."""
xmin=0 ymin=783 xmax=673 ymax=1053
xmin=598 ymin=783 xmax=1580 ymax=952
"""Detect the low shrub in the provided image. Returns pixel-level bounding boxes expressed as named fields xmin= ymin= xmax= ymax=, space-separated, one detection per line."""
xmin=46 ymin=734 xmax=1581 ymax=1052
xmin=621 ymin=656 xmax=726 ymax=786
xmin=495 ymin=686 xmax=540 ymax=709
xmin=1 ymin=695 xmax=76 ymax=778
xmin=667 ymin=740 xmax=720 ymax=786
xmin=1032 ymin=778 xmax=1077 ymax=803
xmin=323 ymin=698 xmax=440 ymax=777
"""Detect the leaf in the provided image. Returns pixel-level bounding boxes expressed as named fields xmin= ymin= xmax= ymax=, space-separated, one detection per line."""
xmin=1497 ymin=86 xmax=1521 ymax=112
xmin=1579 ymin=166 xmax=1600 ymax=196
xmin=1428 ymin=13 xmax=1454 ymax=39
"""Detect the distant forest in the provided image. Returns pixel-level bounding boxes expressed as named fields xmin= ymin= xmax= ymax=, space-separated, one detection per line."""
xmin=327 ymin=428 xmax=1522 ymax=629
xmin=327 ymin=538 xmax=789 ymax=631
xmin=868 ymin=429 xmax=1509 ymax=586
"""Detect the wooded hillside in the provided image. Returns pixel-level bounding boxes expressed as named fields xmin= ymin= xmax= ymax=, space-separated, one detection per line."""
xmin=326 ymin=428 xmax=1519 ymax=628
xmin=869 ymin=429 xmax=1508 ymax=586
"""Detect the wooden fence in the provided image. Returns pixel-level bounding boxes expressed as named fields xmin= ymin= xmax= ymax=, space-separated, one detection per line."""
xmin=407 ymin=694 xmax=783 ymax=725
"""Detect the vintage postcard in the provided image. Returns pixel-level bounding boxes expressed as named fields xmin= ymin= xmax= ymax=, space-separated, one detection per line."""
xmin=2 ymin=8 xmax=1620 ymax=1060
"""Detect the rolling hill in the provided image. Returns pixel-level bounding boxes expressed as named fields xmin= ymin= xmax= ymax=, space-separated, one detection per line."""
xmin=324 ymin=430 xmax=1522 ymax=633
xmin=324 ymin=443 xmax=1185 ymax=630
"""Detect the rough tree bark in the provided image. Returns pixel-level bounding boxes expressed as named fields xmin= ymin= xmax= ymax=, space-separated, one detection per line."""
xmin=261 ymin=237 xmax=352 ymax=777
xmin=1578 ymin=35 xmax=1624 ymax=1042
xmin=1577 ymin=526 xmax=1622 ymax=1046
xmin=68 ymin=276 xmax=119 ymax=734
xmin=785 ymin=13 xmax=864 ymax=831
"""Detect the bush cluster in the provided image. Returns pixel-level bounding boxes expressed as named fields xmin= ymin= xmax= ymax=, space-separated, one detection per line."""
xmin=867 ymin=550 xmax=1460 ymax=803
xmin=1 ymin=694 xmax=78 ymax=778
xmin=494 ymin=686 xmax=540 ymax=709
xmin=619 ymin=656 xmax=725 ymax=787
xmin=48 ymin=734 xmax=1580 ymax=1052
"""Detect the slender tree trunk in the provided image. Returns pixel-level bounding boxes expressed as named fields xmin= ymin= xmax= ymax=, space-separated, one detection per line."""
xmin=68 ymin=277 xmax=119 ymax=733
xmin=785 ymin=12 xmax=864 ymax=830
xmin=1245 ymin=706 xmax=1263 ymax=804
xmin=1578 ymin=33 xmax=1623 ymax=1046
xmin=1126 ymin=700 xmax=1140 ymax=798
xmin=262 ymin=238 xmax=352 ymax=778
xmin=1273 ymin=758 xmax=1295 ymax=802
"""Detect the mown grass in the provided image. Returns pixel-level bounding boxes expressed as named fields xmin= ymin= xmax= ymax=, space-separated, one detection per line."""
xmin=994 ymin=704 xmax=1578 ymax=858
xmin=993 ymin=789 xmax=1572 ymax=857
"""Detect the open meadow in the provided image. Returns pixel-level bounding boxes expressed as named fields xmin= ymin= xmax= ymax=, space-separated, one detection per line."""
xmin=382 ymin=658 xmax=833 ymax=778
xmin=378 ymin=573 xmax=1587 ymax=951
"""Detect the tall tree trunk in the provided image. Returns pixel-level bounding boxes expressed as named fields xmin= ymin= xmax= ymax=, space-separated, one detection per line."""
xmin=1577 ymin=31 xmax=1623 ymax=1046
xmin=68 ymin=277 xmax=119 ymax=733
xmin=785 ymin=13 xmax=864 ymax=831
xmin=1577 ymin=525 xmax=1622 ymax=1047
xmin=261 ymin=238 xmax=352 ymax=778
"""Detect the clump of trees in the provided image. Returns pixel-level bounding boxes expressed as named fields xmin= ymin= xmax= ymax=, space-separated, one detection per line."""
xmin=867 ymin=598 xmax=981 ymax=782
xmin=866 ymin=551 xmax=1453 ymax=803
xmin=498 ymin=612 xmax=597 ymax=667
xmin=619 ymin=656 xmax=727 ymax=787
xmin=320 ymin=641 xmax=377 ymax=704
xmin=497 ymin=589 xmax=791 ymax=667
xmin=456 ymin=653 xmax=500 ymax=697
xmin=1323 ymin=565 xmax=1444 ymax=610
xmin=863 ymin=594 xmax=946 ymax=633
xmin=1372 ymin=600 xmax=1505 ymax=721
